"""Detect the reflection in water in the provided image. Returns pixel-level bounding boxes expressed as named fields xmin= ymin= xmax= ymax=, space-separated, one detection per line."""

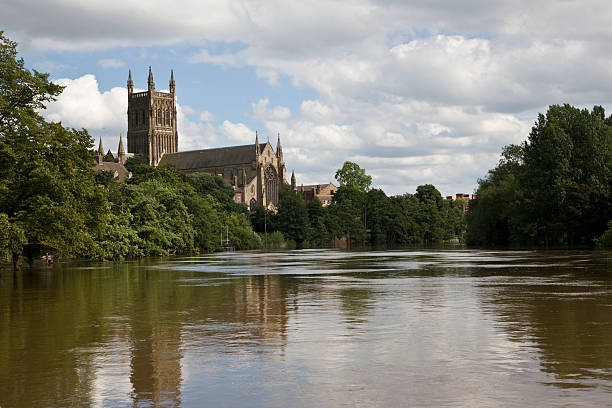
xmin=477 ymin=259 xmax=612 ymax=387
xmin=0 ymin=250 xmax=611 ymax=407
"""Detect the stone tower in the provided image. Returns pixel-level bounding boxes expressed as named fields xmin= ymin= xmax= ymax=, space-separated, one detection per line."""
xmin=127 ymin=68 xmax=178 ymax=166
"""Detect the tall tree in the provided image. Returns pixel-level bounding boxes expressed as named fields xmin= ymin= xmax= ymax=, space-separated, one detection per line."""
xmin=335 ymin=161 xmax=372 ymax=192
xmin=276 ymin=184 xmax=309 ymax=247
xmin=467 ymin=104 xmax=611 ymax=247
xmin=1 ymin=32 xmax=109 ymax=266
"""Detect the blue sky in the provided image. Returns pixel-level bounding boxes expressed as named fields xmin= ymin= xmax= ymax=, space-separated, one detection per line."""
xmin=27 ymin=43 xmax=317 ymax=133
xmin=3 ymin=0 xmax=612 ymax=195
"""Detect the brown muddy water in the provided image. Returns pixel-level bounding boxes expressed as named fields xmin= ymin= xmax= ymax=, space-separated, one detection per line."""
xmin=1 ymin=249 xmax=611 ymax=407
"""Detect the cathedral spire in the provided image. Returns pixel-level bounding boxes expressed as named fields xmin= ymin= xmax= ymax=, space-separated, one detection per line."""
xmin=127 ymin=69 xmax=133 ymax=95
xmin=148 ymin=66 xmax=155 ymax=91
xmin=118 ymin=133 xmax=125 ymax=155
xmin=169 ymin=69 xmax=175 ymax=95
xmin=291 ymin=170 xmax=296 ymax=189
xmin=98 ymin=136 xmax=104 ymax=155
xmin=276 ymin=132 xmax=283 ymax=158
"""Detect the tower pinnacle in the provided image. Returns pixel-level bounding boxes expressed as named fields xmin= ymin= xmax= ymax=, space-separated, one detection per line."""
xmin=255 ymin=131 xmax=260 ymax=155
xmin=127 ymin=69 xmax=133 ymax=94
xmin=169 ymin=69 xmax=175 ymax=95
xmin=118 ymin=133 xmax=125 ymax=155
xmin=276 ymin=132 xmax=283 ymax=158
xmin=148 ymin=66 xmax=155 ymax=91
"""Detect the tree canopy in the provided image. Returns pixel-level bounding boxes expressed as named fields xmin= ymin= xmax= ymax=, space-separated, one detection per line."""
xmin=335 ymin=161 xmax=372 ymax=192
xmin=0 ymin=31 xmax=109 ymax=266
xmin=467 ymin=104 xmax=612 ymax=247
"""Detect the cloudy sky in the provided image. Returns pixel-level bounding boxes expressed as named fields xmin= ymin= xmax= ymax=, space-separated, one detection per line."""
xmin=2 ymin=0 xmax=612 ymax=195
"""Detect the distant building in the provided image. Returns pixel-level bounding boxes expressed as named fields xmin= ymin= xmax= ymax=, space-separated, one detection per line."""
xmin=444 ymin=193 xmax=475 ymax=212
xmin=92 ymin=135 xmax=132 ymax=182
xmin=298 ymin=182 xmax=337 ymax=206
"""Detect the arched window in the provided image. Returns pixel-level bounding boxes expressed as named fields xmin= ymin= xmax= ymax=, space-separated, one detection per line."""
xmin=264 ymin=165 xmax=278 ymax=206
xmin=157 ymin=108 xmax=162 ymax=125
xmin=165 ymin=109 xmax=170 ymax=126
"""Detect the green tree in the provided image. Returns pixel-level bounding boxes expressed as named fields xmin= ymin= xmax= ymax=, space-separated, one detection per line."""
xmin=327 ymin=185 xmax=367 ymax=245
xmin=594 ymin=221 xmax=612 ymax=249
xmin=467 ymin=104 xmax=611 ymax=247
xmin=387 ymin=194 xmax=421 ymax=244
xmin=102 ymin=151 xmax=115 ymax=162
xmin=123 ymin=155 xmax=147 ymax=172
xmin=414 ymin=184 xmax=444 ymax=244
xmin=277 ymin=184 xmax=309 ymax=247
xmin=365 ymin=188 xmax=391 ymax=246
xmin=0 ymin=33 xmax=110 ymax=267
xmin=306 ymin=198 xmax=329 ymax=247
xmin=335 ymin=161 xmax=372 ymax=192
xmin=250 ymin=205 xmax=278 ymax=233
xmin=185 ymin=172 xmax=235 ymax=208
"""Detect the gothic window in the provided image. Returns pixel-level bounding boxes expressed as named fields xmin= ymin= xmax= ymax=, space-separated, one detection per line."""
xmin=165 ymin=109 xmax=170 ymax=126
xmin=264 ymin=165 xmax=278 ymax=206
xmin=249 ymin=198 xmax=257 ymax=210
xmin=141 ymin=111 xmax=145 ymax=125
xmin=157 ymin=108 xmax=162 ymax=125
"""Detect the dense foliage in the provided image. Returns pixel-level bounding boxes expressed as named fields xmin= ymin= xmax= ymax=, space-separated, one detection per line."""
xmin=0 ymin=31 xmax=110 ymax=267
xmin=466 ymin=105 xmax=612 ymax=247
xmin=252 ymin=162 xmax=466 ymax=249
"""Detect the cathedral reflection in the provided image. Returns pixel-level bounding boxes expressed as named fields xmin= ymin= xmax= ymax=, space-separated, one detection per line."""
xmin=126 ymin=272 xmax=291 ymax=405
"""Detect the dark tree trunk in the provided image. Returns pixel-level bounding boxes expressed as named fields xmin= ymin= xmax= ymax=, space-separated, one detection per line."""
xmin=12 ymin=252 xmax=20 ymax=271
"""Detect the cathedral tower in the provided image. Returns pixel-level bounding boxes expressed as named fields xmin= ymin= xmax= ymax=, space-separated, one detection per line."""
xmin=127 ymin=68 xmax=178 ymax=166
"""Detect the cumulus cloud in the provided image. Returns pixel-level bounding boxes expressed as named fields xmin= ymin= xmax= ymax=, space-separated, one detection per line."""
xmin=44 ymin=75 xmax=127 ymax=150
xmin=11 ymin=0 xmax=612 ymax=194
xmin=253 ymin=98 xmax=291 ymax=121
xmin=44 ymin=74 xmax=256 ymax=155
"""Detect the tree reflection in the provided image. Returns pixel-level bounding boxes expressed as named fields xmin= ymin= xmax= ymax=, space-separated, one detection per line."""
xmin=0 ymin=261 xmax=294 ymax=407
xmin=478 ymin=261 xmax=612 ymax=386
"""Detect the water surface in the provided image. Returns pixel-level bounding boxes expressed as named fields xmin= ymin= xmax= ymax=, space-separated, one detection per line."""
xmin=1 ymin=250 xmax=611 ymax=407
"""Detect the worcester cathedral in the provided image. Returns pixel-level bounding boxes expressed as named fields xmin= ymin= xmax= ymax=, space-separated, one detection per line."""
xmin=124 ymin=68 xmax=287 ymax=209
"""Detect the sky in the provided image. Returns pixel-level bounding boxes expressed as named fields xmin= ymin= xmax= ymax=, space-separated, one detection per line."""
xmin=2 ymin=0 xmax=612 ymax=196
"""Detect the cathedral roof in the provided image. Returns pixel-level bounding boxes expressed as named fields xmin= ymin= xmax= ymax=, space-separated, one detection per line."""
xmin=92 ymin=161 xmax=132 ymax=182
xmin=159 ymin=143 xmax=269 ymax=170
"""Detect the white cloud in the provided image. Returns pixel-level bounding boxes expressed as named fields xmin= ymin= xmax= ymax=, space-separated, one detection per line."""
xmin=199 ymin=111 xmax=216 ymax=122
xmin=12 ymin=0 xmax=612 ymax=194
xmin=99 ymin=58 xmax=125 ymax=69
xmin=43 ymin=74 xmax=255 ymax=156
xmin=45 ymin=74 xmax=126 ymax=134
xmin=253 ymin=99 xmax=291 ymax=121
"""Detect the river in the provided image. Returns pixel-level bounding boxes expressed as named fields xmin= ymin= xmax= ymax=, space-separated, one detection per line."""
xmin=1 ymin=249 xmax=611 ymax=407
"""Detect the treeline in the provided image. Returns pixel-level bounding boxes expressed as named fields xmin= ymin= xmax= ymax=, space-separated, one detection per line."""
xmin=466 ymin=104 xmax=612 ymax=247
xmin=95 ymin=163 xmax=261 ymax=259
xmin=251 ymin=163 xmax=466 ymax=249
